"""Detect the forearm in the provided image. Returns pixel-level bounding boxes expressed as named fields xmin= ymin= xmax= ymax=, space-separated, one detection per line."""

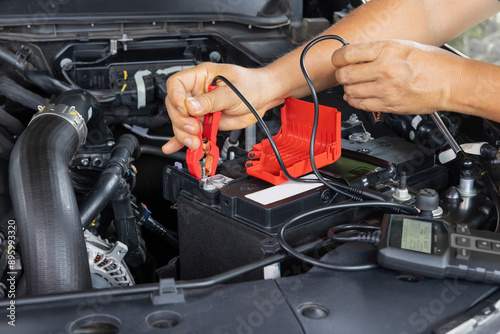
xmin=447 ymin=58 xmax=500 ymax=123
xmin=267 ymin=0 xmax=500 ymax=100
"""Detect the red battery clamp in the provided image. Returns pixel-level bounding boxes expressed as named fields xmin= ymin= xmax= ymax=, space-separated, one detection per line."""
xmin=186 ymin=85 xmax=222 ymax=179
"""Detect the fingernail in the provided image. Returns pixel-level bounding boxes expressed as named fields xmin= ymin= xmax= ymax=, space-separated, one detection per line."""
xmin=184 ymin=124 xmax=195 ymax=134
xmin=184 ymin=137 xmax=193 ymax=149
xmin=186 ymin=97 xmax=201 ymax=111
xmin=176 ymin=106 xmax=184 ymax=114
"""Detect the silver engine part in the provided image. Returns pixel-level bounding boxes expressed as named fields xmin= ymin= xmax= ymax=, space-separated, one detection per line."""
xmin=84 ymin=230 xmax=134 ymax=288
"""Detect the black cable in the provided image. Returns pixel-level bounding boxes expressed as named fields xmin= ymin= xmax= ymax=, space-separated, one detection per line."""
xmin=277 ymin=201 xmax=417 ymax=271
xmin=61 ymin=68 xmax=78 ymax=88
xmin=328 ymin=224 xmax=381 ymax=245
xmin=299 ymin=35 xmax=356 ymax=198
xmin=63 ymin=53 xmax=112 ymax=67
xmin=0 ymin=236 xmax=334 ymax=308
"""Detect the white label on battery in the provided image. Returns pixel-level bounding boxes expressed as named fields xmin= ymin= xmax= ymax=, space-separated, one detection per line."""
xmin=245 ymin=175 xmax=322 ymax=206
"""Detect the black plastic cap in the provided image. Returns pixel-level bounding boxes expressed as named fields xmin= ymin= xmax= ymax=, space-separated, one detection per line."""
xmin=416 ymin=188 xmax=439 ymax=212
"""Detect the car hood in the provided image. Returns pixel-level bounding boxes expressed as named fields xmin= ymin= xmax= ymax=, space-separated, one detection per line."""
xmin=0 ymin=0 xmax=292 ymax=27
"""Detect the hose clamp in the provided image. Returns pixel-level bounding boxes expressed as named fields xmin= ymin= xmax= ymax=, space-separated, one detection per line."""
xmin=31 ymin=104 xmax=88 ymax=145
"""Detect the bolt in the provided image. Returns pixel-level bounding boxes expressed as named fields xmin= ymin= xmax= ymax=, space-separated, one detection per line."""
xmin=203 ymin=178 xmax=216 ymax=191
xmin=399 ymin=171 xmax=407 ymax=189
xmin=348 ymin=114 xmax=359 ymax=123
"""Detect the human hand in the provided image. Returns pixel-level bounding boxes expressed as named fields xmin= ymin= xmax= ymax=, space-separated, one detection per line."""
xmin=162 ymin=63 xmax=283 ymax=154
xmin=331 ymin=40 xmax=464 ymax=115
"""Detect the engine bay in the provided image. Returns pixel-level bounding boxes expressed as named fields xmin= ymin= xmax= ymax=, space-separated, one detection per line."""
xmin=1 ymin=1 xmax=500 ymax=333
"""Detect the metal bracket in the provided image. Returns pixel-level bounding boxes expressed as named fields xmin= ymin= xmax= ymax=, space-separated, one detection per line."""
xmin=150 ymin=278 xmax=185 ymax=305
xmin=110 ymin=39 xmax=118 ymax=55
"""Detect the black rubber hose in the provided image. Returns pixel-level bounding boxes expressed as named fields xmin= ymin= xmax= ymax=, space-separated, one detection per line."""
xmin=24 ymin=70 xmax=73 ymax=95
xmin=111 ymin=181 xmax=146 ymax=267
xmin=24 ymin=70 xmax=116 ymax=103
xmin=141 ymin=216 xmax=179 ymax=248
xmin=124 ymin=113 xmax=170 ymax=128
xmin=9 ymin=115 xmax=91 ymax=295
xmin=80 ymin=134 xmax=139 ymax=228
xmin=139 ymin=145 xmax=186 ymax=160
xmin=79 ymin=173 xmax=121 ymax=227
xmin=229 ymin=129 xmax=242 ymax=144
xmin=0 ymin=76 xmax=49 ymax=110
xmin=0 ymin=107 xmax=24 ymax=135
xmin=0 ymin=47 xmax=26 ymax=72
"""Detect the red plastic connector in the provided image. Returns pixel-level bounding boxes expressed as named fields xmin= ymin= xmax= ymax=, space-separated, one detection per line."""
xmin=246 ymin=97 xmax=341 ymax=185
xmin=186 ymin=85 xmax=222 ymax=179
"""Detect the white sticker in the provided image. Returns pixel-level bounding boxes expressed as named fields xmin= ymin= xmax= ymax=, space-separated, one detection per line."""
xmin=245 ymin=175 xmax=322 ymax=206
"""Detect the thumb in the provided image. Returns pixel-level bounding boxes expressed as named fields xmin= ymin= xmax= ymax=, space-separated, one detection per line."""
xmin=331 ymin=42 xmax=383 ymax=68
xmin=185 ymin=84 xmax=239 ymax=116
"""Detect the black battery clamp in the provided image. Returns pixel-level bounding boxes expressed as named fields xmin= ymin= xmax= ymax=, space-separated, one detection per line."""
xmin=377 ymin=214 xmax=500 ymax=284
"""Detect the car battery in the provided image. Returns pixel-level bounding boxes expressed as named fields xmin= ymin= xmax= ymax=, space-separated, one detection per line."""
xmin=163 ymin=156 xmax=392 ymax=282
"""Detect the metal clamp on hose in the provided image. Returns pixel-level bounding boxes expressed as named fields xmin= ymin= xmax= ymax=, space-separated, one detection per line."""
xmin=30 ymin=103 xmax=88 ymax=145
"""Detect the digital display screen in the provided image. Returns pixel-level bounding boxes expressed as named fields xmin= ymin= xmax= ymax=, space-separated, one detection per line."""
xmin=401 ymin=218 xmax=432 ymax=254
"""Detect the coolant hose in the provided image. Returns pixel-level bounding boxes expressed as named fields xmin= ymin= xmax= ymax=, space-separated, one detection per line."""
xmin=9 ymin=90 xmax=94 ymax=295
xmin=80 ymin=134 xmax=139 ymax=228
xmin=0 ymin=76 xmax=49 ymax=111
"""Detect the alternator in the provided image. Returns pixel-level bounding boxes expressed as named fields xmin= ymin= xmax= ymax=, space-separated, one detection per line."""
xmin=84 ymin=230 xmax=135 ymax=288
